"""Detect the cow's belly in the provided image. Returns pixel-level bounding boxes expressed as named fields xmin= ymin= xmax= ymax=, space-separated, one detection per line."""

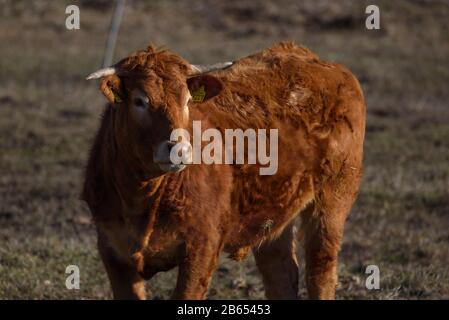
xmin=225 ymin=168 xmax=315 ymax=254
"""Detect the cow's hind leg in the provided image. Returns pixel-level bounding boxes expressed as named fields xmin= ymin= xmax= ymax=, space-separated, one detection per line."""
xmin=98 ymin=234 xmax=146 ymax=300
xmin=253 ymin=221 xmax=299 ymax=299
xmin=301 ymin=164 xmax=361 ymax=299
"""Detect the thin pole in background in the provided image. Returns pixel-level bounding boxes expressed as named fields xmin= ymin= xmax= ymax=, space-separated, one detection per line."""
xmin=102 ymin=0 xmax=126 ymax=68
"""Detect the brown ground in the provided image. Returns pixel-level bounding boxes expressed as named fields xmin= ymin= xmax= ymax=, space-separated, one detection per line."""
xmin=0 ymin=0 xmax=448 ymax=299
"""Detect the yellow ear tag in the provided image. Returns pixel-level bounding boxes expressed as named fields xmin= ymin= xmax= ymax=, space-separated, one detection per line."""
xmin=191 ymin=85 xmax=206 ymax=103
xmin=108 ymin=86 xmax=122 ymax=103
xmin=112 ymin=91 xmax=122 ymax=103
xmin=112 ymin=90 xmax=122 ymax=103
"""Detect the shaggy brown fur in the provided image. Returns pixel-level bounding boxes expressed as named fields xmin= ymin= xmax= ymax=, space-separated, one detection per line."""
xmin=82 ymin=42 xmax=365 ymax=300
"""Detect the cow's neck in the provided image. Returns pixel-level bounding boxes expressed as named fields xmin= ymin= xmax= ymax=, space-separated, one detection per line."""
xmin=114 ymin=150 xmax=166 ymax=214
xmin=112 ymin=148 xmax=172 ymax=256
xmin=109 ymin=119 xmax=167 ymax=217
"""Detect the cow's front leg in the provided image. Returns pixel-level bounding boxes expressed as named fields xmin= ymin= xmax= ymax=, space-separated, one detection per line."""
xmin=172 ymin=234 xmax=222 ymax=300
xmin=98 ymin=234 xmax=146 ymax=300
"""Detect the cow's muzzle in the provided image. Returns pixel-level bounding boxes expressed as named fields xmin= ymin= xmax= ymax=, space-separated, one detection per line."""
xmin=153 ymin=140 xmax=193 ymax=173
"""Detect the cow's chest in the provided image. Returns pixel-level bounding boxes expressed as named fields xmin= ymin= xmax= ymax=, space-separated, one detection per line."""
xmin=98 ymin=208 xmax=184 ymax=277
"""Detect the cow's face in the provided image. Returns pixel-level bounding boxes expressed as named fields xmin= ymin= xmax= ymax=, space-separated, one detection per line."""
xmin=87 ymin=46 xmax=230 ymax=177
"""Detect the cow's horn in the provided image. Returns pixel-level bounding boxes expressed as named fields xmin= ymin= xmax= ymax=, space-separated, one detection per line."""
xmin=190 ymin=62 xmax=233 ymax=74
xmin=86 ymin=67 xmax=117 ymax=80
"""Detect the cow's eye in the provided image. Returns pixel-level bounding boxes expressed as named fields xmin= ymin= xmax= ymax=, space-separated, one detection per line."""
xmin=134 ymin=98 xmax=145 ymax=108
xmin=134 ymin=97 xmax=146 ymax=108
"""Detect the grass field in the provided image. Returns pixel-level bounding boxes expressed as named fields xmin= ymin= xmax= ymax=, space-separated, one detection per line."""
xmin=0 ymin=0 xmax=448 ymax=299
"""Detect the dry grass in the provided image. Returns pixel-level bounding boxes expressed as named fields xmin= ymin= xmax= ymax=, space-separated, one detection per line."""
xmin=0 ymin=0 xmax=448 ymax=299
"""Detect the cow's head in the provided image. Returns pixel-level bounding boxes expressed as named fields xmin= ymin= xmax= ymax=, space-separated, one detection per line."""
xmin=87 ymin=45 xmax=231 ymax=177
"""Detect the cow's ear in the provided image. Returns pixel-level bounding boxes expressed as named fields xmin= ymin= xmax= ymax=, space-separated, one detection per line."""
xmin=99 ymin=75 xmax=124 ymax=104
xmin=187 ymin=74 xmax=223 ymax=103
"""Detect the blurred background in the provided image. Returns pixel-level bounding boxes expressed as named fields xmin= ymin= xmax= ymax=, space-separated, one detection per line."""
xmin=0 ymin=0 xmax=448 ymax=299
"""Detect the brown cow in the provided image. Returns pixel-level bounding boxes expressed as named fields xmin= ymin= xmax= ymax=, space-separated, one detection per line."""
xmin=83 ymin=42 xmax=365 ymax=300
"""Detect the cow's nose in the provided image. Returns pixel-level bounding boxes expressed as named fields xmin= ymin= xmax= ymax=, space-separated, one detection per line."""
xmin=153 ymin=140 xmax=192 ymax=170
xmin=166 ymin=141 xmax=177 ymax=153
xmin=169 ymin=141 xmax=193 ymax=165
